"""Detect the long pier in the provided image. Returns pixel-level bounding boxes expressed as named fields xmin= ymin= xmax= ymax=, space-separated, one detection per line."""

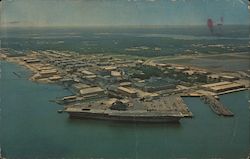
xmin=200 ymin=95 xmax=234 ymax=117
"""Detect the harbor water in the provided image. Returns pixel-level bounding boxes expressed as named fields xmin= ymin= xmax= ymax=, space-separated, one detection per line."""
xmin=0 ymin=61 xmax=249 ymax=159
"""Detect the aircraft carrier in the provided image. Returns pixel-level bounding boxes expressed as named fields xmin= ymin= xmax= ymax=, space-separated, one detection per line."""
xmin=64 ymin=107 xmax=183 ymax=123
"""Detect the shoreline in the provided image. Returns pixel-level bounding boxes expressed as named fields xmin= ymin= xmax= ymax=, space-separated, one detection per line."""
xmin=0 ymin=50 xmax=249 ymax=123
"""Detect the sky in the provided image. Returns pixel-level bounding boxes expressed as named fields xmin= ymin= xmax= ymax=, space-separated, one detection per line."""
xmin=0 ymin=0 xmax=249 ymax=27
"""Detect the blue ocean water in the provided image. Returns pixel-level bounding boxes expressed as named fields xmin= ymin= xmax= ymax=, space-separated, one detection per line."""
xmin=0 ymin=61 xmax=249 ymax=159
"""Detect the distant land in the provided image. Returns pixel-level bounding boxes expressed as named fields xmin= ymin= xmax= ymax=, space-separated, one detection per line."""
xmin=0 ymin=25 xmax=249 ymax=58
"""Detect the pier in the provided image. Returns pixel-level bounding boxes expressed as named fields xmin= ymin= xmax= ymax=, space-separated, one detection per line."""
xmin=200 ymin=95 xmax=234 ymax=116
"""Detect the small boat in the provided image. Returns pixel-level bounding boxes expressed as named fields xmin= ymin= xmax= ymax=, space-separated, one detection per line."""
xmin=57 ymin=110 xmax=63 ymax=114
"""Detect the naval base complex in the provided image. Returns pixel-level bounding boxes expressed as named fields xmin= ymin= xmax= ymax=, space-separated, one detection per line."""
xmin=0 ymin=49 xmax=249 ymax=123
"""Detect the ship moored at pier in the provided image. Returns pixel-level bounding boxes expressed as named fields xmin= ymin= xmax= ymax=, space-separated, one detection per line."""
xmin=64 ymin=107 xmax=183 ymax=123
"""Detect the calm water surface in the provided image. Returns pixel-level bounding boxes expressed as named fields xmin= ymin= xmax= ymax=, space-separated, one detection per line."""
xmin=0 ymin=61 xmax=249 ymax=159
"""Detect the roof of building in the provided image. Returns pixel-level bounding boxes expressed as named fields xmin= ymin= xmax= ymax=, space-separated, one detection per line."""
xmin=49 ymin=75 xmax=62 ymax=80
xmin=119 ymin=82 xmax=132 ymax=86
xmin=210 ymin=83 xmax=244 ymax=91
xmin=38 ymin=66 xmax=54 ymax=71
xmin=40 ymin=69 xmax=57 ymax=74
xmin=80 ymin=70 xmax=95 ymax=75
xmin=102 ymin=66 xmax=117 ymax=70
xmin=111 ymin=71 xmax=121 ymax=77
xmin=80 ymin=87 xmax=104 ymax=95
xmin=202 ymin=81 xmax=231 ymax=88
xmin=118 ymin=86 xmax=136 ymax=94
xmin=221 ymin=75 xmax=237 ymax=79
xmin=175 ymin=66 xmax=187 ymax=70
xmin=73 ymin=83 xmax=91 ymax=90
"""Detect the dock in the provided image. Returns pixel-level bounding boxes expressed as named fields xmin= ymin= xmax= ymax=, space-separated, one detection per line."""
xmin=200 ymin=95 xmax=234 ymax=116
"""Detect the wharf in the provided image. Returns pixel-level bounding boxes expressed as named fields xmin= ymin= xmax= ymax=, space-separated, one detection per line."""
xmin=182 ymin=87 xmax=247 ymax=97
xmin=216 ymin=88 xmax=247 ymax=95
xmin=200 ymin=95 xmax=234 ymax=116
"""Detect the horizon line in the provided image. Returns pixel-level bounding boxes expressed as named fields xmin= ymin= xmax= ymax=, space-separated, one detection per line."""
xmin=0 ymin=24 xmax=249 ymax=29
